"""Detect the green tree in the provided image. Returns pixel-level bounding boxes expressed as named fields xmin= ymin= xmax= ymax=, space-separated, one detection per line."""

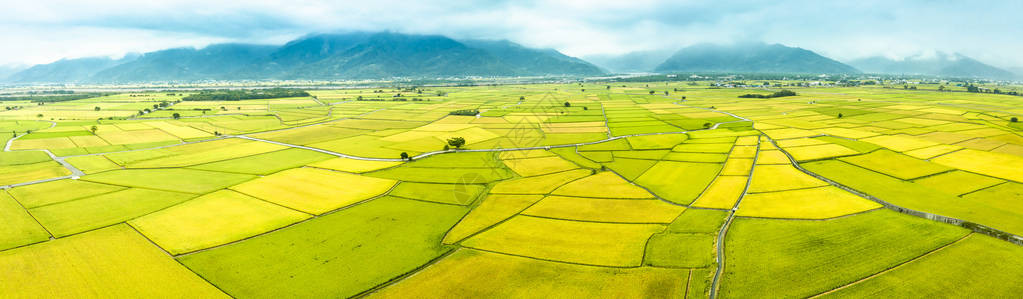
xmin=94 ymin=106 xmax=101 ymax=111
xmin=172 ymin=113 xmax=181 ymax=119
xmin=1012 ymin=117 xmax=1019 ymax=123
xmin=400 ymin=152 xmax=410 ymax=160
xmin=564 ymin=102 xmax=571 ymax=107
xmin=702 ymin=122 xmax=712 ymax=129
xmin=838 ymin=113 xmax=844 ymax=118
xmin=90 ymin=125 xmax=98 ymax=134
xmin=447 ymin=137 xmax=466 ymax=149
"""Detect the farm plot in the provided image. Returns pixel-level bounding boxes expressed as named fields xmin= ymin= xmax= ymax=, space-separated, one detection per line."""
xmin=82 ymin=168 xmax=255 ymax=194
xmin=368 ymin=249 xmax=689 ymax=298
xmin=0 ymin=192 xmax=50 ymax=250
xmin=0 ymin=161 xmax=71 ymax=185
xmin=130 ymin=190 xmax=311 ymax=254
xmin=822 ymin=234 xmax=1023 ymax=297
xmin=720 ymin=210 xmax=968 ymax=298
xmin=489 ymin=169 xmax=591 ymax=194
xmin=461 ymin=215 xmax=665 ymax=267
xmin=736 ymin=186 xmax=881 ymax=219
xmin=0 ymin=225 xmax=226 ymax=297
xmin=231 ymin=167 xmax=396 ymax=214
xmin=188 ymin=148 xmax=334 ymax=175
xmin=179 ymin=196 xmax=467 ymax=298
xmin=634 ymin=161 xmax=722 ymax=204
xmin=522 ymin=195 xmax=685 ymax=223
xmin=28 ymin=188 xmax=195 ymax=237
xmin=840 ymin=149 xmax=952 ymax=180
xmin=551 ymin=171 xmax=653 ymax=199
xmin=747 ymin=164 xmax=828 ymax=193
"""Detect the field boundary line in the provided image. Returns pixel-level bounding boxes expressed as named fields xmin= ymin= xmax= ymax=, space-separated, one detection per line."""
xmin=174 ymin=182 xmax=402 ymax=257
xmin=351 ymin=247 xmax=459 ymax=298
xmin=667 ymin=94 xmax=1023 ymax=248
xmin=124 ymin=223 xmax=236 ymax=298
xmin=957 ymin=181 xmax=1009 ymax=198
xmin=443 ymin=172 xmax=596 ymax=245
xmin=516 ymin=213 xmax=675 ymax=226
xmin=3 ymin=188 xmax=55 ymax=240
xmin=732 ymin=207 xmax=884 ymax=222
xmin=708 ymin=134 xmax=760 ymax=299
xmin=456 ymin=246 xmax=645 ymax=269
xmin=765 ymin=134 xmax=1023 ymax=246
xmin=808 ymin=233 xmax=974 ymax=298
xmin=683 ymin=269 xmax=693 ymax=299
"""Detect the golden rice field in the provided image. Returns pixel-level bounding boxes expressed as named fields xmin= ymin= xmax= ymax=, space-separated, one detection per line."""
xmin=1 ymin=82 xmax=1023 ymax=297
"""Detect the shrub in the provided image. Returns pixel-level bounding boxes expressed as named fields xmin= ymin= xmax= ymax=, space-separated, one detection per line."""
xmin=447 ymin=137 xmax=466 ymax=149
xmin=449 ymin=109 xmax=479 ymax=116
xmin=1012 ymin=117 xmax=1019 ymax=123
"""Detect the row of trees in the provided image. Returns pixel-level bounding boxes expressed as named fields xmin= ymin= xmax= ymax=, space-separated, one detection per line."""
xmin=449 ymin=109 xmax=479 ymax=116
xmin=0 ymin=93 xmax=109 ymax=103
xmin=738 ymin=90 xmax=797 ymax=99
xmin=182 ymin=88 xmax=310 ymax=101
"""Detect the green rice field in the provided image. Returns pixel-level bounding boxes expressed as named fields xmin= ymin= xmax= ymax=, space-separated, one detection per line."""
xmin=2 ymin=82 xmax=1023 ymax=297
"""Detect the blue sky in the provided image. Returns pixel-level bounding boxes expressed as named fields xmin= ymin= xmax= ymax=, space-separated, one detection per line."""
xmin=2 ymin=0 xmax=1021 ymax=68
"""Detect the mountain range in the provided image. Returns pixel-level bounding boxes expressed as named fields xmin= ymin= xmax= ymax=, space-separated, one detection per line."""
xmin=654 ymin=42 xmax=861 ymax=74
xmin=5 ymin=32 xmax=606 ymax=83
xmin=847 ymin=53 xmax=1018 ymax=79
xmin=6 ymin=32 xmax=1021 ymax=83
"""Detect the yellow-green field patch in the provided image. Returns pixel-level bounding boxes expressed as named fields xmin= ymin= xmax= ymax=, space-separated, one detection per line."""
xmin=748 ymin=164 xmax=828 ymax=193
xmin=462 ymin=215 xmax=664 ymax=266
xmin=0 ymin=225 xmax=226 ymax=297
xmin=231 ymin=167 xmax=397 ymax=214
xmin=368 ymin=249 xmax=688 ymax=298
xmin=443 ymin=194 xmax=545 ymax=244
xmin=553 ymin=171 xmax=653 ymax=199
xmin=523 ymin=196 xmax=684 ymax=223
xmin=691 ymin=176 xmax=749 ymax=209
xmin=932 ymin=149 xmax=1023 ymax=183
xmin=307 ymin=157 xmax=402 ymax=173
xmin=737 ymin=186 xmax=881 ymax=219
xmin=130 ymin=190 xmax=311 ymax=254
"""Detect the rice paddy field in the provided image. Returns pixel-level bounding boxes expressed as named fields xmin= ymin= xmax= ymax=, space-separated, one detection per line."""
xmin=2 ymin=82 xmax=1023 ymax=297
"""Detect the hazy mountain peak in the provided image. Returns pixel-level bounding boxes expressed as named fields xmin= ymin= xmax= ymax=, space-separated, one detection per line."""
xmin=848 ymin=52 xmax=1015 ymax=79
xmin=654 ymin=42 xmax=860 ymax=74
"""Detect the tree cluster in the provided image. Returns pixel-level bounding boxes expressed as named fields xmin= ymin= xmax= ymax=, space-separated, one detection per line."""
xmin=738 ymin=90 xmax=797 ymax=99
xmin=449 ymin=109 xmax=480 ymax=116
xmin=182 ymin=88 xmax=310 ymax=101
